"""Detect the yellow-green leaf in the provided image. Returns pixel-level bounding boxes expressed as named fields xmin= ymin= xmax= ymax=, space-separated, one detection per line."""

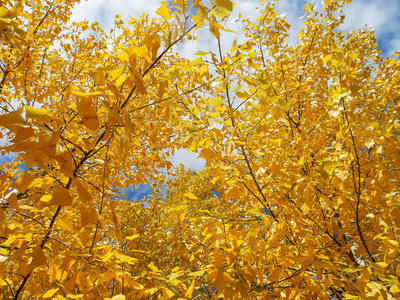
xmin=24 ymin=105 xmax=51 ymax=118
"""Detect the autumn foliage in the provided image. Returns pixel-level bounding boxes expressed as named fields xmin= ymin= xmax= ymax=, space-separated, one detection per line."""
xmin=0 ymin=0 xmax=399 ymax=298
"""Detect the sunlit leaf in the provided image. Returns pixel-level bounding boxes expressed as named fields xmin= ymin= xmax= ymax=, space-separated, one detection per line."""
xmin=185 ymin=279 xmax=196 ymax=297
xmin=156 ymin=1 xmax=173 ymax=19
xmin=24 ymin=105 xmax=51 ymax=118
xmin=184 ymin=192 xmax=198 ymax=199
xmin=43 ymin=288 xmax=59 ymax=298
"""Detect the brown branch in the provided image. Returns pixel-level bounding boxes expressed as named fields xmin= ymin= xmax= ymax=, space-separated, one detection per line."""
xmin=4 ymin=278 xmax=15 ymax=298
xmin=341 ymin=99 xmax=376 ymax=263
xmin=0 ymin=69 xmax=9 ymax=95
xmin=89 ymin=145 xmax=110 ymax=254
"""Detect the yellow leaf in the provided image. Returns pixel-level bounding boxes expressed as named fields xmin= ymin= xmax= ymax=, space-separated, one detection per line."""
xmin=160 ymin=287 xmax=175 ymax=298
xmin=115 ymin=75 xmax=127 ymax=87
xmin=132 ymin=45 xmax=152 ymax=63
xmin=248 ymin=207 xmax=261 ymax=216
xmin=71 ymin=90 xmax=102 ymax=98
xmin=24 ymin=105 xmax=51 ymax=118
xmin=320 ymin=160 xmax=336 ymax=179
xmin=50 ymin=184 xmax=72 ymax=206
xmin=236 ymin=91 xmax=249 ymax=99
xmin=149 ymin=35 xmax=161 ymax=60
xmin=109 ymin=66 xmax=124 ymax=81
xmin=390 ymin=284 xmax=400 ymax=293
xmin=126 ymin=234 xmax=139 ymax=240
xmin=382 ymin=239 xmax=398 ymax=247
xmin=268 ymin=268 xmax=282 ymax=282
xmin=55 ymin=152 xmax=74 ymax=178
xmin=55 ymin=215 xmax=74 ymax=232
xmin=214 ymin=250 xmax=224 ymax=268
xmin=0 ymin=279 xmax=11 ymax=287
xmin=0 ymin=255 xmax=8 ymax=262
xmin=19 ymin=205 xmax=33 ymax=210
xmin=110 ymin=295 xmax=125 ymax=300
xmin=114 ymin=251 xmax=137 ymax=265
xmin=88 ymin=67 xmax=105 ymax=86
xmin=30 ymin=245 xmax=46 ymax=268
xmin=371 ymin=262 xmax=388 ymax=269
xmin=185 ymin=279 xmax=196 ymax=298
xmin=0 ymin=7 xmax=9 ymax=18
xmin=226 ymin=186 xmax=241 ymax=199
xmin=0 ymin=111 xmax=26 ymax=129
xmin=163 ymin=105 xmax=171 ymax=122
xmin=157 ymin=80 xmax=168 ymax=100
xmin=131 ymin=70 xmax=147 ymax=94
xmin=78 ymin=272 xmax=92 ymax=294
xmin=43 ymin=288 xmax=59 ymax=298
xmin=233 ymin=140 xmax=246 ymax=147
xmin=298 ymin=156 xmax=305 ymax=166
xmin=322 ymin=54 xmax=332 ymax=64
xmin=76 ymin=97 xmax=99 ymax=131
xmin=12 ymin=171 xmax=35 ymax=194
xmin=148 ymin=262 xmax=161 ymax=272
xmin=29 ymin=175 xmax=54 ymax=189
xmin=209 ymin=19 xmax=222 ymax=39
xmin=76 ymin=181 xmax=92 ymax=203
xmin=40 ymin=195 xmax=52 ymax=203
xmin=66 ymin=294 xmax=83 ymax=299
xmin=184 ymin=192 xmax=198 ymax=200
xmin=195 ymin=50 xmax=209 ymax=56
xmin=80 ymin=207 xmax=99 ymax=227
xmin=208 ymin=97 xmax=223 ymax=106
xmin=188 ymin=140 xmax=198 ymax=150
xmin=189 ymin=270 xmax=206 ymax=277
xmin=156 ymin=1 xmax=173 ymax=20
xmin=100 ymin=249 xmax=114 ymax=263
xmin=215 ymin=0 xmax=233 ymax=11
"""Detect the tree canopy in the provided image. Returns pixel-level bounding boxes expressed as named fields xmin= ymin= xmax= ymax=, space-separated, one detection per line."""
xmin=0 ymin=0 xmax=399 ymax=299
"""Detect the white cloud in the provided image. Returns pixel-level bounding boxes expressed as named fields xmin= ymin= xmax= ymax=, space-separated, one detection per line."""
xmin=70 ymin=0 xmax=161 ymax=29
xmin=168 ymin=148 xmax=205 ymax=171
xmin=274 ymin=0 xmax=305 ymax=45
xmin=341 ymin=0 xmax=400 ymax=55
